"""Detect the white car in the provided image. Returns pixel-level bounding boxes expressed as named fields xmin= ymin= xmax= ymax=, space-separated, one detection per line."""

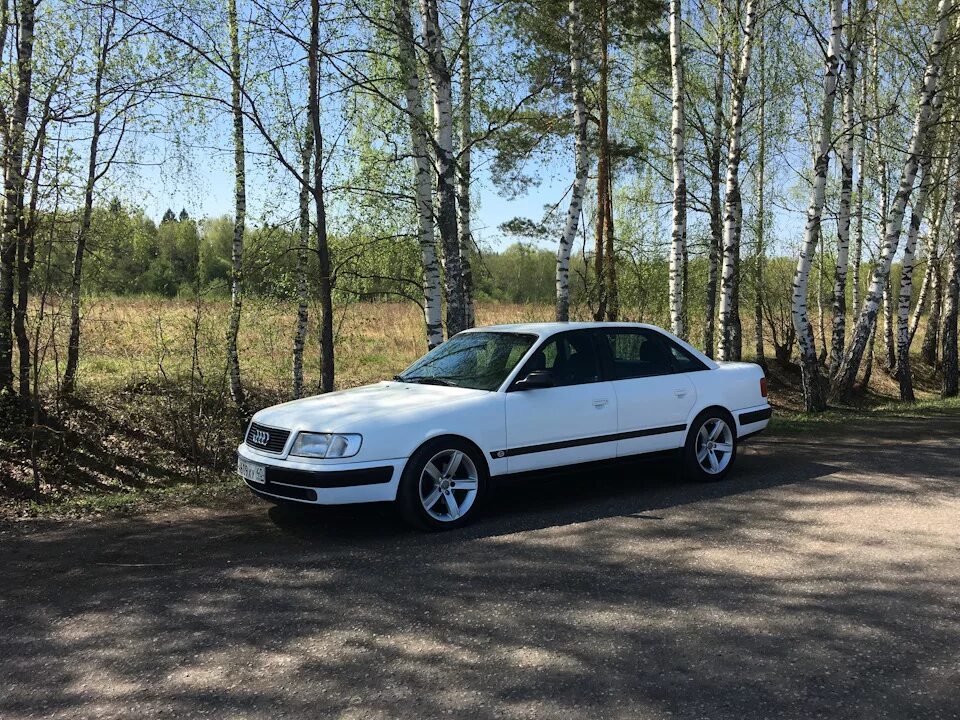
xmin=237 ymin=322 xmax=771 ymax=529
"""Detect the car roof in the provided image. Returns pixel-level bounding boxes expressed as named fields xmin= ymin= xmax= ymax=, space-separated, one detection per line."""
xmin=462 ymin=321 xmax=669 ymax=338
xmin=461 ymin=321 xmax=720 ymax=371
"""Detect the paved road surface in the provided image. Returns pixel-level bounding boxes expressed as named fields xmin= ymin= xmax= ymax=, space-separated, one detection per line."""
xmin=2 ymin=416 xmax=959 ymax=719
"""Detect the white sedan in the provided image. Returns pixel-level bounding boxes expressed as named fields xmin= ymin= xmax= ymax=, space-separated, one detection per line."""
xmin=237 ymin=322 xmax=771 ymax=529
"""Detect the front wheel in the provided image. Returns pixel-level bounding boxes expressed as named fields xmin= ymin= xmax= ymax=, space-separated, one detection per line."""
xmin=398 ymin=438 xmax=486 ymax=530
xmin=683 ymin=409 xmax=737 ymax=482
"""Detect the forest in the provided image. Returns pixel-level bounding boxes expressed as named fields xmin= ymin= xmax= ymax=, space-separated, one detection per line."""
xmin=1 ymin=0 xmax=959 ymax=501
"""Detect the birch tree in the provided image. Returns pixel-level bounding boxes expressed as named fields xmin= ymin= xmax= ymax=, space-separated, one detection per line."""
xmin=830 ymin=0 xmax=862 ymax=374
xmin=791 ymin=0 xmax=842 ymax=412
xmin=420 ymin=0 xmax=468 ymax=337
xmin=895 ymin=149 xmax=936 ymax=400
xmin=395 ymin=0 xmax=443 ymax=348
xmin=457 ymin=0 xmax=475 ymax=329
xmin=668 ymin=0 xmax=687 ymax=339
xmin=556 ymin=0 xmax=588 ymax=323
xmin=703 ymin=0 xmax=726 ymax=357
xmin=0 ymin=0 xmax=36 ymax=395
xmin=716 ymin=0 xmax=757 ymax=361
xmin=832 ymin=0 xmax=954 ymax=400
xmin=943 ymin=209 xmax=959 ymax=395
xmin=225 ymin=0 xmax=248 ymax=415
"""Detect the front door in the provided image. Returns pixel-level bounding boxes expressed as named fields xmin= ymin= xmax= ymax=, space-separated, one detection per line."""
xmin=504 ymin=330 xmax=618 ymax=473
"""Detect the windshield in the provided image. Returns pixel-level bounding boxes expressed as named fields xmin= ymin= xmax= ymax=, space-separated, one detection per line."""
xmin=396 ymin=332 xmax=537 ymax=391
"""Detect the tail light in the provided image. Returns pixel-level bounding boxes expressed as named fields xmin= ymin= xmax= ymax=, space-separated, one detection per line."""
xmin=760 ymin=377 xmax=768 ymax=398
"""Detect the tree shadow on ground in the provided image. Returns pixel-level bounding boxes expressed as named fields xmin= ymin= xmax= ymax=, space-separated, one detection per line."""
xmin=2 ymin=421 xmax=959 ymax=719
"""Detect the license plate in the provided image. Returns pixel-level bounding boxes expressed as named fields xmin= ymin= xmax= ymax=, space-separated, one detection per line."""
xmin=238 ymin=457 xmax=265 ymax=484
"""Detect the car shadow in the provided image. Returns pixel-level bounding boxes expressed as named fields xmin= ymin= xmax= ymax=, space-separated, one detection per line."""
xmin=264 ymin=446 xmax=841 ymax=542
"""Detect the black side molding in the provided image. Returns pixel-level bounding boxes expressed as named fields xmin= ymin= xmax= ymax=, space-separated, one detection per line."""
xmin=265 ymin=465 xmax=394 ymax=488
xmin=739 ymin=407 xmax=773 ymax=425
xmin=491 ymin=424 xmax=686 ymax=459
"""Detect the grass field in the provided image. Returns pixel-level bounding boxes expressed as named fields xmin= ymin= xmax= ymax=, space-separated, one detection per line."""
xmin=1 ymin=295 xmax=955 ymax=516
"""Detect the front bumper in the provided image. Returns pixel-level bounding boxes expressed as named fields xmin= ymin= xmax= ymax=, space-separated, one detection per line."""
xmin=237 ymin=443 xmax=403 ymax=505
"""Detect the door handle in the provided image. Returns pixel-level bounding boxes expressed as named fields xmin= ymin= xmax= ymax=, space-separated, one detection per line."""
xmin=674 ymin=389 xmax=688 ymax=398
xmin=593 ymin=398 xmax=609 ymax=408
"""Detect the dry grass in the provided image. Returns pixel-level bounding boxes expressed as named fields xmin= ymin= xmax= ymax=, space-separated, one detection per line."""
xmin=0 ymin=295 xmax=952 ymax=515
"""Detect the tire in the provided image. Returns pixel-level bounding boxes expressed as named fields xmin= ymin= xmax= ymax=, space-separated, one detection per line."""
xmin=682 ymin=408 xmax=737 ymax=482
xmin=397 ymin=437 xmax=487 ymax=530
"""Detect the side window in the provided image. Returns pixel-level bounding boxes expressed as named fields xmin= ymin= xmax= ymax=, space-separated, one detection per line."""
xmin=665 ymin=339 xmax=709 ymax=372
xmin=602 ymin=329 xmax=675 ymax=379
xmin=520 ymin=331 xmax=601 ymax=387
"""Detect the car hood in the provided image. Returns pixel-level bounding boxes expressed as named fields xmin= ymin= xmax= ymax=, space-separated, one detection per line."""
xmin=251 ymin=381 xmax=490 ymax=434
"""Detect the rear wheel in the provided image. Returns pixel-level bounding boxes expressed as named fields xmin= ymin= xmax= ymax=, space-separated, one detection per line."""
xmin=683 ymin=409 xmax=737 ymax=482
xmin=398 ymin=438 xmax=486 ymax=530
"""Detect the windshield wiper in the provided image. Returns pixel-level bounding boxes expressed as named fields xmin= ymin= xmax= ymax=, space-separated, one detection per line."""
xmin=401 ymin=375 xmax=456 ymax=387
xmin=392 ymin=374 xmax=408 ymax=383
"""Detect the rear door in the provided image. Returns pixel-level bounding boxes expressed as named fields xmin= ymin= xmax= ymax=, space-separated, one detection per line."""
xmin=503 ymin=330 xmax=618 ymax=473
xmin=596 ymin=328 xmax=697 ymax=458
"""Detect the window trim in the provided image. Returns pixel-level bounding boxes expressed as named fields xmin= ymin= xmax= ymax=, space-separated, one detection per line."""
xmin=506 ymin=329 xmax=605 ymax=392
xmin=596 ymin=327 xmax=690 ymax=380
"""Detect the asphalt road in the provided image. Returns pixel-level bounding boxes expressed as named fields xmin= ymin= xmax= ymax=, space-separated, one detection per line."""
xmin=2 ymin=416 xmax=960 ymax=719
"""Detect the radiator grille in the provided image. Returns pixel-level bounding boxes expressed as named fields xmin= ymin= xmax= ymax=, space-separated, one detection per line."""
xmin=245 ymin=423 xmax=290 ymax=453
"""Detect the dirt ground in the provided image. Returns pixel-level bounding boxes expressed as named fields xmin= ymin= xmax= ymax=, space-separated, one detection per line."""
xmin=2 ymin=415 xmax=959 ymax=719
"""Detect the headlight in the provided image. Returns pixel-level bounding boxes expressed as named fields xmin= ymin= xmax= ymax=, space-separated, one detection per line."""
xmin=290 ymin=432 xmax=362 ymax=459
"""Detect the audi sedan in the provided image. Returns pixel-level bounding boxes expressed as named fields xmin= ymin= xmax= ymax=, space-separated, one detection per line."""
xmin=238 ymin=322 xmax=771 ymax=530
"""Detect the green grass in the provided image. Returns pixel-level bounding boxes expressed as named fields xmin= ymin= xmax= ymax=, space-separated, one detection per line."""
xmin=769 ymin=396 xmax=960 ymax=435
xmin=6 ymin=473 xmax=243 ymax=519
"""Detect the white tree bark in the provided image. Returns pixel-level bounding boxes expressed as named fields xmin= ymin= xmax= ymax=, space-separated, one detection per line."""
xmin=943 ymin=179 xmax=960 ymax=397
xmin=895 ymin=153 xmax=935 ymax=400
xmin=420 ymin=0 xmax=467 ymax=337
xmin=830 ymin=0 xmax=860 ymax=375
xmin=0 ymin=0 xmax=35 ymax=393
xmin=668 ymin=0 xmax=687 ymax=339
xmin=791 ymin=0 xmax=842 ymax=411
xmin=716 ymin=0 xmax=757 ymax=361
xmin=832 ymin=0 xmax=954 ymax=399
xmin=457 ymin=0 xmax=475 ymax=329
xmin=395 ymin=0 xmax=443 ymax=349
xmin=556 ymin=0 xmax=588 ymax=322
xmin=226 ymin=0 xmax=248 ymax=415
xmin=703 ymin=0 xmax=726 ymax=357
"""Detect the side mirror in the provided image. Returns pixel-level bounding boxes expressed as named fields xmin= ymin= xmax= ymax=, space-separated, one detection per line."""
xmin=515 ymin=369 xmax=555 ymax=390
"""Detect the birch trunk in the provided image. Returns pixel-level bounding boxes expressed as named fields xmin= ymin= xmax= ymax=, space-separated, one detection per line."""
xmin=310 ymin=0 xmax=335 ymax=392
xmin=292 ymin=124 xmax=312 ymax=398
xmin=716 ymin=0 xmax=757 ymax=361
xmin=395 ymin=0 xmax=443 ymax=348
xmin=420 ymin=0 xmax=467 ymax=337
xmin=556 ymin=0 xmax=588 ymax=323
xmin=830 ymin=0 xmax=860 ymax=375
xmin=457 ymin=0 xmax=475 ymax=329
xmin=922 ymin=262 xmax=943 ymax=364
xmin=703 ymin=0 xmax=725 ymax=357
xmin=791 ymin=0 xmax=841 ymax=411
xmin=896 ymin=151 xmax=936 ymax=400
xmin=753 ymin=12 xmax=766 ymax=365
xmin=943 ymin=190 xmax=960 ymax=397
xmin=668 ymin=0 xmax=687 ymax=338
xmin=908 ymin=171 xmax=947 ymax=346
xmin=832 ymin=0 xmax=953 ymax=400
xmin=226 ymin=0 xmax=248 ymax=415
xmin=0 ymin=0 xmax=35 ymax=394
xmin=63 ymin=8 xmax=114 ymax=395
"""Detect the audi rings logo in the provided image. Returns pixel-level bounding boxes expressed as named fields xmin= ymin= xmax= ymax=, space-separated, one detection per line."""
xmin=249 ymin=428 xmax=271 ymax=446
